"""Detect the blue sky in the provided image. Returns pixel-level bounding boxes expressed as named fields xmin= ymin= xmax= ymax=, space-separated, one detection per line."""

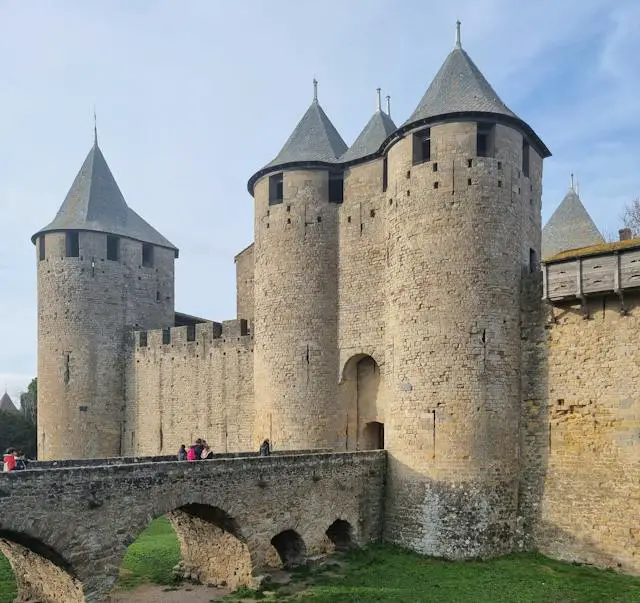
xmin=0 ymin=0 xmax=638 ymax=401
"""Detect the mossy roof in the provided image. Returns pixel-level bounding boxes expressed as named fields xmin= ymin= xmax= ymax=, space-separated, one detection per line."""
xmin=544 ymin=237 xmax=640 ymax=263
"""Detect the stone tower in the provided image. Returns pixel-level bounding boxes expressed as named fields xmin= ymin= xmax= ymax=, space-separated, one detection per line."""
xmin=248 ymin=82 xmax=347 ymax=450
xmin=33 ymin=136 xmax=177 ymax=460
xmin=380 ymin=27 xmax=551 ymax=557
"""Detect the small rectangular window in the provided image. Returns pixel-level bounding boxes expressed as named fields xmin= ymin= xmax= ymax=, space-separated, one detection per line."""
xmin=38 ymin=236 xmax=46 ymax=261
xmin=65 ymin=232 xmax=79 ymax=257
xmin=269 ymin=173 xmax=284 ymax=205
xmin=329 ymin=173 xmax=343 ymax=204
xmin=106 ymin=235 xmax=120 ymax=261
xmin=382 ymin=157 xmax=388 ymax=192
xmin=477 ymin=123 xmax=495 ymax=158
xmin=522 ymin=140 xmax=530 ymax=178
xmin=142 ymin=243 xmax=154 ymax=267
xmin=529 ymin=248 xmax=537 ymax=273
xmin=412 ymin=128 xmax=431 ymax=165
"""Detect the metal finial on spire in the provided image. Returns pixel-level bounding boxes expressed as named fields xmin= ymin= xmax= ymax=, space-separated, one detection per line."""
xmin=93 ymin=107 xmax=98 ymax=145
xmin=456 ymin=20 xmax=462 ymax=47
xmin=376 ymin=88 xmax=382 ymax=111
xmin=313 ymin=78 xmax=318 ymax=102
xmin=386 ymin=95 xmax=391 ymax=117
xmin=570 ymin=173 xmax=574 ymax=191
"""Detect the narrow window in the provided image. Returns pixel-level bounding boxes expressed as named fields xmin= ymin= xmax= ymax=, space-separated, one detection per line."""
xmin=142 ymin=243 xmax=154 ymax=267
xmin=382 ymin=157 xmax=388 ymax=192
xmin=106 ymin=235 xmax=120 ymax=261
xmin=65 ymin=232 xmax=79 ymax=257
xmin=476 ymin=123 xmax=495 ymax=158
xmin=412 ymin=128 xmax=431 ymax=165
xmin=38 ymin=236 xmax=46 ymax=261
xmin=522 ymin=140 xmax=530 ymax=178
xmin=269 ymin=173 xmax=284 ymax=205
xmin=329 ymin=173 xmax=343 ymax=204
xmin=529 ymin=248 xmax=537 ymax=273
xmin=139 ymin=332 xmax=148 ymax=347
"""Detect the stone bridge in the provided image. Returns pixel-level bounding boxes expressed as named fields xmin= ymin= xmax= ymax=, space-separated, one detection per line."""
xmin=0 ymin=450 xmax=385 ymax=602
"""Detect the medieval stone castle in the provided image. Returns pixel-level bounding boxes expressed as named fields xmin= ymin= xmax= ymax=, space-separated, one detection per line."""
xmin=32 ymin=27 xmax=638 ymax=575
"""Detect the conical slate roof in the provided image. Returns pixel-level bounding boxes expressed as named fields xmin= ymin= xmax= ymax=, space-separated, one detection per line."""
xmin=542 ymin=189 xmax=604 ymax=258
xmin=0 ymin=393 xmax=19 ymax=415
xmin=263 ymin=99 xmax=348 ymax=169
xmin=32 ymin=141 xmax=178 ymax=255
xmin=405 ymin=45 xmax=517 ymax=127
xmin=341 ymin=110 xmax=397 ymax=162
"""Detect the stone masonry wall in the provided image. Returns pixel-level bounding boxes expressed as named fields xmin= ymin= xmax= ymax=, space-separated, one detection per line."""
xmin=0 ymin=451 xmax=385 ymax=602
xmin=37 ymin=231 xmax=174 ymax=460
xmin=123 ymin=319 xmax=254 ymax=456
xmin=235 ymin=243 xmax=254 ymax=321
xmin=528 ymin=294 xmax=640 ymax=574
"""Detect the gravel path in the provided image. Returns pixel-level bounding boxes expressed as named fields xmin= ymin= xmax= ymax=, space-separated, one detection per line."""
xmin=110 ymin=583 xmax=231 ymax=602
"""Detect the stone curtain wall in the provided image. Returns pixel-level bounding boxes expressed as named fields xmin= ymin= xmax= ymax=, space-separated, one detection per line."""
xmin=124 ymin=319 xmax=254 ymax=456
xmin=0 ymin=451 xmax=385 ymax=603
xmin=531 ymin=294 xmax=640 ymax=573
xmin=235 ymin=243 xmax=255 ymax=321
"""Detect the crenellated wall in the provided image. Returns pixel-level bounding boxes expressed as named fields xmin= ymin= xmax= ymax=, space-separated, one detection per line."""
xmin=123 ymin=319 xmax=254 ymax=456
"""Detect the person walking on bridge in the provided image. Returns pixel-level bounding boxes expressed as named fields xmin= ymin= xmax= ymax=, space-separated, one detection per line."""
xmin=259 ymin=439 xmax=271 ymax=457
xmin=177 ymin=444 xmax=187 ymax=461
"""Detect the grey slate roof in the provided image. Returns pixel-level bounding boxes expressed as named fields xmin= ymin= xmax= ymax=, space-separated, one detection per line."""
xmin=341 ymin=110 xmax=397 ymax=162
xmin=32 ymin=143 xmax=178 ymax=255
xmin=405 ymin=46 xmax=518 ymax=127
xmin=542 ymin=189 xmax=604 ymax=259
xmin=263 ymin=100 xmax=348 ymax=169
xmin=0 ymin=393 xmax=19 ymax=415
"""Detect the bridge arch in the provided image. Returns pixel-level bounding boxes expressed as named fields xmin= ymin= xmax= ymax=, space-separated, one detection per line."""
xmin=0 ymin=530 xmax=84 ymax=602
xmin=121 ymin=498 xmax=254 ymax=590
xmin=325 ymin=519 xmax=354 ymax=551
xmin=270 ymin=529 xmax=307 ymax=568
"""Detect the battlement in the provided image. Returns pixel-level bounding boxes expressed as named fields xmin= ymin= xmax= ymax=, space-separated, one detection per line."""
xmin=135 ymin=318 xmax=251 ymax=348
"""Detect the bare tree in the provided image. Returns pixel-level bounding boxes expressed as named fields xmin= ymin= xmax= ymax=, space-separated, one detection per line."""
xmin=621 ymin=198 xmax=640 ymax=236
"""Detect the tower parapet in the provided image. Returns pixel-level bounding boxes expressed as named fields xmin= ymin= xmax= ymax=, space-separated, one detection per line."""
xmin=33 ymin=139 xmax=177 ymax=460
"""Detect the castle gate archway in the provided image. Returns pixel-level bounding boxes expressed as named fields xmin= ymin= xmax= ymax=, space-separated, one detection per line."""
xmin=341 ymin=355 xmax=383 ymax=450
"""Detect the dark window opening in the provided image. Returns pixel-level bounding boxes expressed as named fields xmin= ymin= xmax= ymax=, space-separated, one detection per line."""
xmin=468 ymin=178 xmax=472 ymax=186
xmin=329 ymin=173 xmax=343 ymax=204
xmin=347 ymin=216 xmax=351 ymax=223
xmin=38 ymin=237 xmax=46 ymax=261
xmin=412 ymin=128 xmax=431 ymax=164
xmin=317 ymin=215 xmax=322 ymax=223
xmin=476 ymin=123 xmax=495 ymax=158
xmin=370 ymin=209 xmax=376 ymax=218
xmin=467 ymin=159 xmax=473 ymax=168
xmin=498 ymin=180 xmax=502 ymax=188
xmin=156 ymin=290 xmax=160 ymax=302
xmin=106 ymin=235 xmax=120 ymax=261
xmin=187 ymin=325 xmax=196 ymax=342
xmin=522 ymin=140 xmax=530 ymax=178
xmin=382 ymin=157 xmax=388 ymax=192
xmin=287 ymin=218 xmax=291 ymax=224
xmin=286 ymin=205 xmax=291 ymax=212
xmin=432 ymin=162 xmax=438 ymax=172
xmin=65 ymin=232 xmax=79 ymax=257
xmin=529 ymin=248 xmax=537 ymax=273
xmin=139 ymin=332 xmax=148 ymax=347
xmin=269 ymin=173 xmax=284 ymax=205
xmin=142 ymin=243 xmax=154 ymax=267
xmin=162 ymin=328 xmax=171 ymax=345
xmin=433 ymin=182 xmax=439 ymax=189
xmin=497 ymin=161 xmax=502 ymax=170
xmin=363 ymin=421 xmax=385 ymax=450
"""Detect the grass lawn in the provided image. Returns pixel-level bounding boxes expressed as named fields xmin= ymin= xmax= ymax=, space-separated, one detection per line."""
xmin=117 ymin=516 xmax=180 ymax=590
xmin=0 ymin=554 xmax=16 ymax=603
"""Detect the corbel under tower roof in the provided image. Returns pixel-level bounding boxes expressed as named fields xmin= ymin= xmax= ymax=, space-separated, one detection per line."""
xmin=542 ymin=183 xmax=605 ymax=259
xmin=248 ymin=79 xmax=347 ymax=194
xmin=32 ymin=134 xmax=178 ymax=256
xmin=341 ymin=88 xmax=397 ymax=163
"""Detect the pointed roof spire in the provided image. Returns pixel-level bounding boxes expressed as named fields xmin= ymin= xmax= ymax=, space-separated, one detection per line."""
xmin=0 ymin=392 xmax=19 ymax=415
xmin=341 ymin=93 xmax=397 ymax=162
xmin=386 ymin=95 xmax=391 ymax=117
xmin=248 ymin=84 xmax=348 ymax=191
xmin=402 ymin=31 xmax=550 ymax=157
xmin=376 ymin=88 xmax=382 ymax=111
xmin=542 ymin=187 xmax=605 ymax=258
xmin=32 ymin=143 xmax=178 ymax=255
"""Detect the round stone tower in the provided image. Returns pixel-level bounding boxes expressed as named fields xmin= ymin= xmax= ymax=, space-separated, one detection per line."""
xmin=248 ymin=82 xmax=347 ymax=450
xmin=33 ymin=137 xmax=178 ymax=460
xmin=381 ymin=26 xmax=550 ymax=557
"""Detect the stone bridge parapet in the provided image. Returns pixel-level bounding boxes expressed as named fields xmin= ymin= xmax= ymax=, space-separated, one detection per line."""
xmin=0 ymin=450 xmax=386 ymax=602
